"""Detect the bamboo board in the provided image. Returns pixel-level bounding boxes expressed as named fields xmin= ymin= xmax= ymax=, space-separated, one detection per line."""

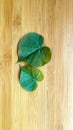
xmin=0 ymin=0 xmax=73 ymax=130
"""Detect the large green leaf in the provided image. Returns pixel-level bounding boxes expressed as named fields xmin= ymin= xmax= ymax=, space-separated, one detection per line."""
xmin=18 ymin=32 xmax=51 ymax=67
xmin=19 ymin=66 xmax=44 ymax=91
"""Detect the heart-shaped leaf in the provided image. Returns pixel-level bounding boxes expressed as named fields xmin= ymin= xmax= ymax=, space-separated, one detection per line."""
xmin=18 ymin=32 xmax=51 ymax=67
xmin=19 ymin=66 xmax=44 ymax=91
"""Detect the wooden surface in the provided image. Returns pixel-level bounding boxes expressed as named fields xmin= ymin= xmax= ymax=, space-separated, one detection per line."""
xmin=0 ymin=0 xmax=73 ymax=130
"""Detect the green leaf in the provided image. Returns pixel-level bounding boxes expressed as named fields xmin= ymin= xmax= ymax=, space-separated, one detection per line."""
xmin=19 ymin=66 xmax=44 ymax=91
xmin=18 ymin=32 xmax=51 ymax=67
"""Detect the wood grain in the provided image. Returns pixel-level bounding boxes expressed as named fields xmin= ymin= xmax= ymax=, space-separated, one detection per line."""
xmin=0 ymin=0 xmax=73 ymax=130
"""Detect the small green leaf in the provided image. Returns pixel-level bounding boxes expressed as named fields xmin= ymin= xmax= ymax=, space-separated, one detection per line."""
xmin=19 ymin=66 xmax=44 ymax=91
xmin=18 ymin=32 xmax=51 ymax=67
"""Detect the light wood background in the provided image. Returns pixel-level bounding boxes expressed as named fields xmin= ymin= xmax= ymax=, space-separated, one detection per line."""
xmin=0 ymin=0 xmax=73 ymax=130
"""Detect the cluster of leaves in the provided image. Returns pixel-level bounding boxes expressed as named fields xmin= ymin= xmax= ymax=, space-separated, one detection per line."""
xmin=17 ymin=32 xmax=52 ymax=92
